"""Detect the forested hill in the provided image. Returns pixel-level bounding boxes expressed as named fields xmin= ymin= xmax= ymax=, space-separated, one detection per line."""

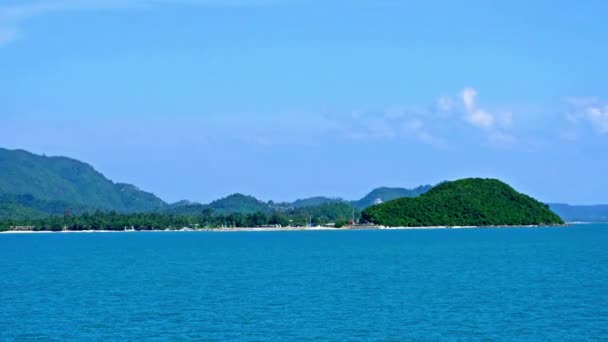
xmin=1 ymin=148 xmax=601 ymax=223
xmin=0 ymin=148 xmax=166 ymax=213
xmin=165 ymin=187 xmax=433 ymax=216
xmin=164 ymin=194 xmax=270 ymax=215
xmin=362 ymin=178 xmax=564 ymax=227
xmin=205 ymin=194 xmax=271 ymax=214
xmin=0 ymin=194 xmax=91 ymax=220
xmin=0 ymin=147 xmax=438 ymax=219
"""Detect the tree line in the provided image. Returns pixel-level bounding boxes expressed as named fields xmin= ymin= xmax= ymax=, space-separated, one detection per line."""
xmin=0 ymin=202 xmax=361 ymax=231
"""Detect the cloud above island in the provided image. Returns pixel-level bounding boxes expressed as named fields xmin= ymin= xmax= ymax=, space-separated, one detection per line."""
xmin=314 ymin=87 xmax=518 ymax=148
xmin=459 ymin=87 xmax=516 ymax=145
xmin=565 ymin=97 xmax=608 ymax=134
xmin=460 ymin=87 xmax=494 ymax=129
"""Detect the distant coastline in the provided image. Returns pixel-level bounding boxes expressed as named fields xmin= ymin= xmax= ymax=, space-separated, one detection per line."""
xmin=3 ymin=147 xmax=606 ymax=226
xmin=0 ymin=224 xmax=569 ymax=234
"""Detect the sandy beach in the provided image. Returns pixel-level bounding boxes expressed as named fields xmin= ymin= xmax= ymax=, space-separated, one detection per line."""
xmin=0 ymin=224 xmax=568 ymax=234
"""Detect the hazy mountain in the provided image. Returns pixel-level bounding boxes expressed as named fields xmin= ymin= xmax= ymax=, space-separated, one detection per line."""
xmin=291 ymin=197 xmax=344 ymax=208
xmin=166 ymin=187 xmax=431 ymax=216
xmin=353 ymin=185 xmax=433 ymax=209
xmin=549 ymin=204 xmax=608 ymax=223
xmin=165 ymin=194 xmax=271 ymax=215
xmin=0 ymin=148 xmax=166 ymax=213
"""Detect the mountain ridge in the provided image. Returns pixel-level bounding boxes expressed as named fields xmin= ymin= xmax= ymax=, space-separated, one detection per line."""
xmin=0 ymin=148 xmax=166 ymax=214
xmin=0 ymin=147 xmax=605 ymax=223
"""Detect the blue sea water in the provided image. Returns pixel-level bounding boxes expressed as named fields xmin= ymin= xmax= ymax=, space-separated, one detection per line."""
xmin=1 ymin=225 xmax=607 ymax=341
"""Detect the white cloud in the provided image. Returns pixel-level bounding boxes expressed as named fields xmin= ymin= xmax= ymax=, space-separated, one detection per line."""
xmin=459 ymin=87 xmax=494 ymax=129
xmin=565 ymin=97 xmax=608 ymax=134
xmin=461 ymin=87 xmax=477 ymax=112
xmin=467 ymin=108 xmax=494 ymax=129
xmin=323 ymin=86 xmax=519 ymax=147
xmin=434 ymin=87 xmax=517 ymax=145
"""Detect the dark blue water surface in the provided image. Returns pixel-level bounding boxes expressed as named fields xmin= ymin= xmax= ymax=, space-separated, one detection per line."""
xmin=1 ymin=225 xmax=607 ymax=341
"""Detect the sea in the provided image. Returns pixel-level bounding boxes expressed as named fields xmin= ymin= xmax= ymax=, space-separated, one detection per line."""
xmin=1 ymin=224 xmax=607 ymax=341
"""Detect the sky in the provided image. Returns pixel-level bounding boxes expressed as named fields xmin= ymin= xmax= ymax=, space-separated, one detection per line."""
xmin=1 ymin=0 xmax=607 ymax=204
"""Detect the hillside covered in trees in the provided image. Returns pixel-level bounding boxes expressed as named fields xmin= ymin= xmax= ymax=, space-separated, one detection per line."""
xmin=0 ymin=194 xmax=91 ymax=220
xmin=2 ymin=148 xmax=602 ymax=225
xmin=0 ymin=148 xmax=166 ymax=213
xmin=361 ymin=178 xmax=564 ymax=227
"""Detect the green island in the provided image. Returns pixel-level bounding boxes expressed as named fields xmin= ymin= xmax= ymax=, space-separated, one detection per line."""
xmin=361 ymin=178 xmax=564 ymax=227
xmin=0 ymin=178 xmax=564 ymax=232
xmin=0 ymin=148 xmax=571 ymax=231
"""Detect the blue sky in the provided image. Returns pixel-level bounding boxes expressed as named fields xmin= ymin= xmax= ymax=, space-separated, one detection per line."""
xmin=1 ymin=0 xmax=607 ymax=204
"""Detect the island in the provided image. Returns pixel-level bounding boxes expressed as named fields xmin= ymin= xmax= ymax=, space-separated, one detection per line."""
xmin=0 ymin=148 xmax=567 ymax=231
xmin=1 ymin=178 xmax=564 ymax=232
xmin=361 ymin=178 xmax=564 ymax=227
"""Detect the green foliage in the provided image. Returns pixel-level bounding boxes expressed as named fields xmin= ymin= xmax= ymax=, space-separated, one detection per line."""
xmin=0 ymin=178 xmax=565 ymax=230
xmin=0 ymin=147 xmax=431 ymax=220
xmin=164 ymin=203 xmax=206 ymax=215
xmin=0 ymin=201 xmax=48 ymax=221
xmin=0 ymin=148 xmax=166 ymax=213
xmin=334 ymin=219 xmax=349 ymax=228
xmin=0 ymin=148 xmax=577 ymax=227
xmin=361 ymin=178 xmax=564 ymax=227
xmin=0 ymin=200 xmax=362 ymax=231
xmin=165 ymin=194 xmax=271 ymax=215
xmin=0 ymin=194 xmax=91 ymax=220
xmin=167 ymin=187 xmax=432 ymax=217
xmin=205 ymin=194 xmax=271 ymax=214
xmin=5 ymin=211 xmax=203 ymax=231
xmin=291 ymin=202 xmax=358 ymax=223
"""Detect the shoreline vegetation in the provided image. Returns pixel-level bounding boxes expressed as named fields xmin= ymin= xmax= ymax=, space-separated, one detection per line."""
xmin=0 ymin=178 xmax=564 ymax=232
xmin=2 ymin=147 xmax=605 ymax=226
xmin=0 ymin=178 xmax=565 ymax=233
xmin=1 ymin=224 xmax=568 ymax=234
